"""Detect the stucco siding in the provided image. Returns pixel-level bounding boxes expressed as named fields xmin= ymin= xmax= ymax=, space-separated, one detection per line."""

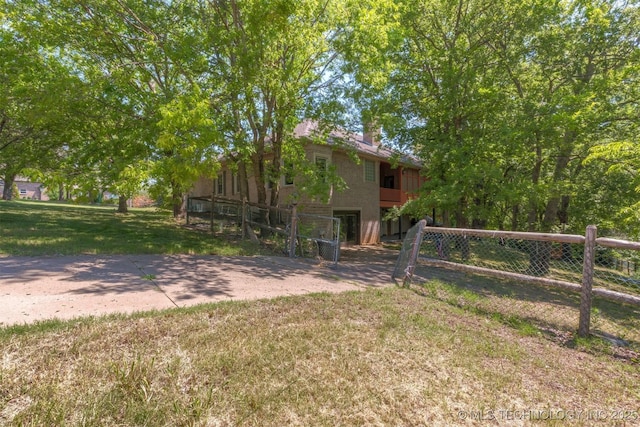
xmin=191 ymin=176 xmax=214 ymax=198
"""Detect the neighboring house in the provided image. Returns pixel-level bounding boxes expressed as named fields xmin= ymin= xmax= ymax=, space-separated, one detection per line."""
xmin=0 ymin=178 xmax=49 ymax=201
xmin=191 ymin=120 xmax=424 ymax=245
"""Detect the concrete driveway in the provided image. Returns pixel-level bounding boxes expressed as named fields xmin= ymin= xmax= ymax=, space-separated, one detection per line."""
xmin=0 ymin=250 xmax=397 ymax=327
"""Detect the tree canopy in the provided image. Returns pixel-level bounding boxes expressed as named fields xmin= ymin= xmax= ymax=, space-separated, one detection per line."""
xmin=0 ymin=19 xmax=90 ymax=199
xmin=1 ymin=0 xmax=638 ymax=239
xmin=354 ymin=0 xmax=639 ymax=238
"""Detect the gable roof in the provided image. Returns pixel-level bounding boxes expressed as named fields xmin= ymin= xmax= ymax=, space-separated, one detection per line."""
xmin=293 ymin=120 xmax=421 ymax=168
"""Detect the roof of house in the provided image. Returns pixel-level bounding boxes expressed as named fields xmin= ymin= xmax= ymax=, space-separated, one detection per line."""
xmin=293 ymin=120 xmax=421 ymax=168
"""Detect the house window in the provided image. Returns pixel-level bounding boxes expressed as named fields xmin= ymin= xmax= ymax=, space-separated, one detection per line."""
xmin=231 ymin=173 xmax=238 ymax=195
xmin=284 ymin=160 xmax=294 ymax=186
xmin=364 ymin=160 xmax=375 ymax=182
xmin=19 ymin=189 xmax=27 ymax=196
xmin=216 ymin=172 xmax=225 ymax=195
xmin=315 ymin=155 xmax=328 ymax=182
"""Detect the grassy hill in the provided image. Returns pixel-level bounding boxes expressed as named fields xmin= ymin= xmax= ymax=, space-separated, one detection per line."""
xmin=0 ymin=200 xmax=255 ymax=256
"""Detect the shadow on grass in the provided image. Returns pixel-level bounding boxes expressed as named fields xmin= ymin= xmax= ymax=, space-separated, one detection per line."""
xmin=411 ymin=262 xmax=640 ymax=363
xmin=0 ymin=200 xmax=243 ymax=256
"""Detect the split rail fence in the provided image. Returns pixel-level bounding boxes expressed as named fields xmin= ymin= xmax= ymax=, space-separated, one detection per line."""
xmin=394 ymin=220 xmax=640 ymax=351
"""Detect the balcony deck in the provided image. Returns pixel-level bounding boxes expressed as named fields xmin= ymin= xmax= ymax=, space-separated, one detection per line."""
xmin=380 ymin=187 xmax=412 ymax=208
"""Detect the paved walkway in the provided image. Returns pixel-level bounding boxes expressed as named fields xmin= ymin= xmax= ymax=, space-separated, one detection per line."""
xmin=0 ymin=251 xmax=397 ymax=326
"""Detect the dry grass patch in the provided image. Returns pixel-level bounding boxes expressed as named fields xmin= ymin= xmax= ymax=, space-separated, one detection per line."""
xmin=1 ymin=287 xmax=639 ymax=426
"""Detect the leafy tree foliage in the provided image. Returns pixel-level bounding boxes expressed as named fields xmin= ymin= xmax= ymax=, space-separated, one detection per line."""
xmin=190 ymin=0 xmax=356 ymax=208
xmin=0 ymin=20 xmax=90 ymax=199
xmin=5 ymin=0 xmax=361 ymax=214
xmin=5 ymin=0 xmax=221 ymax=214
xmin=2 ymin=0 xmax=638 ymax=247
xmin=355 ymin=0 xmax=639 ymax=242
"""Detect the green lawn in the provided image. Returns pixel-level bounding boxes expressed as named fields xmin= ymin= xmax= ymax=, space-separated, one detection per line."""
xmin=0 ymin=200 xmax=256 ymax=256
xmin=1 ymin=288 xmax=639 ymax=426
xmin=1 ymin=200 xmax=639 ymax=425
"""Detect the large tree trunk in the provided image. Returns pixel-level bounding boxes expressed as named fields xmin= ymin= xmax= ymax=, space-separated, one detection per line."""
xmin=530 ymin=131 xmax=575 ymax=275
xmin=171 ymin=181 xmax=185 ymax=219
xmin=557 ymin=195 xmax=570 ymax=225
xmin=269 ymin=122 xmax=284 ymax=208
xmin=251 ymin=148 xmax=272 ymax=237
xmin=252 ymin=151 xmax=267 ymax=207
xmin=117 ymin=195 xmax=128 ymax=214
xmin=238 ymin=161 xmax=250 ymax=202
xmin=2 ymin=173 xmax=16 ymax=200
xmin=237 ymin=161 xmax=258 ymax=240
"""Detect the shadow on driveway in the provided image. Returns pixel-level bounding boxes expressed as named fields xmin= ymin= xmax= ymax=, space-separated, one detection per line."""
xmin=0 ymin=248 xmax=397 ymax=326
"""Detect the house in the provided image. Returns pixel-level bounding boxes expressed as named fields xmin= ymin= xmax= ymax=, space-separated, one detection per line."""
xmin=190 ymin=120 xmax=424 ymax=245
xmin=0 ymin=178 xmax=49 ymax=201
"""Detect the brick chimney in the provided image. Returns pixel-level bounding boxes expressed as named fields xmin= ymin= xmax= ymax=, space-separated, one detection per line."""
xmin=363 ymin=121 xmax=381 ymax=146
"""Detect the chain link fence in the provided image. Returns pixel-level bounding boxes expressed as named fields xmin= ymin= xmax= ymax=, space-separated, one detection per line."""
xmin=244 ymin=202 xmax=291 ymax=238
xmin=187 ymin=196 xmax=340 ymax=266
xmin=396 ymin=225 xmax=640 ymax=360
xmin=187 ymin=196 xmax=244 ymax=235
xmin=296 ymin=213 xmax=341 ymax=264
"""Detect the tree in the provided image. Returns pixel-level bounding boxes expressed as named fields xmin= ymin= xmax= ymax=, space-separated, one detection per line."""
xmin=0 ymin=19 xmax=88 ymax=200
xmin=584 ymin=141 xmax=640 ymax=238
xmin=6 ymin=0 xmax=385 ymax=216
xmin=350 ymin=0 xmax=638 ymax=273
xmin=194 ymin=0 xmax=359 ymax=209
xmin=8 ymin=0 xmax=223 ymax=216
xmin=357 ymin=0 xmax=537 ymax=230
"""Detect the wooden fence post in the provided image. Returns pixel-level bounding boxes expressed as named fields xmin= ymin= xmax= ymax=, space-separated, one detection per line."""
xmin=289 ymin=203 xmax=298 ymax=258
xmin=210 ymin=185 xmax=215 ymax=232
xmin=186 ymin=196 xmax=191 ymax=225
xmin=241 ymin=197 xmax=247 ymax=239
xmin=578 ymin=225 xmax=597 ymax=338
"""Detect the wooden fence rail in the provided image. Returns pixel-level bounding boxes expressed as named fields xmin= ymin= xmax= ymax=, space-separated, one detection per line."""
xmin=416 ymin=225 xmax=640 ymax=338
